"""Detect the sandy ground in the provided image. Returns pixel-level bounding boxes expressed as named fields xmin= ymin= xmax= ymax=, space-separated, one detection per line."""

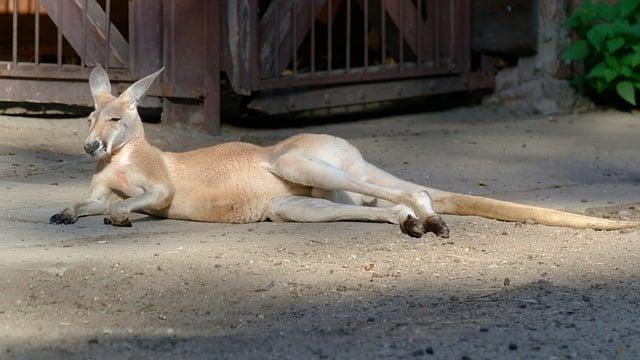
xmin=1 ymin=107 xmax=640 ymax=359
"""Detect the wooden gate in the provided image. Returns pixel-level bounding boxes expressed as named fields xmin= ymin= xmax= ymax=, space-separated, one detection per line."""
xmin=1 ymin=1 xmax=495 ymax=134
xmin=0 ymin=0 xmax=219 ymax=133
xmin=223 ymin=0 xmax=493 ymax=115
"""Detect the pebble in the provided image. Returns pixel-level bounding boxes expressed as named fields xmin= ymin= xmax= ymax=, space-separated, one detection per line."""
xmin=508 ymin=343 xmax=518 ymax=350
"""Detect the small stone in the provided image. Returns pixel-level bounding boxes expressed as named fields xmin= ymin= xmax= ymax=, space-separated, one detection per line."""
xmin=479 ymin=327 xmax=489 ymax=332
xmin=159 ymin=314 xmax=167 ymax=320
xmin=411 ymin=349 xmax=425 ymax=357
xmin=508 ymin=343 xmax=518 ymax=350
xmin=425 ymin=347 xmax=434 ymax=355
xmin=503 ymin=278 xmax=510 ymax=286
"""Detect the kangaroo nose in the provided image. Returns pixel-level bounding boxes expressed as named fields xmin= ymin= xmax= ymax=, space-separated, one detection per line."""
xmin=84 ymin=141 xmax=100 ymax=155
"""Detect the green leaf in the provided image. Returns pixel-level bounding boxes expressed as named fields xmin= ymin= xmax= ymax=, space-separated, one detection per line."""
xmin=563 ymin=12 xmax=581 ymax=28
xmin=606 ymin=54 xmax=621 ymax=70
xmin=562 ymin=40 xmax=590 ymax=61
xmin=621 ymin=66 xmax=633 ymax=78
xmin=587 ymin=25 xmax=608 ymax=51
xmin=596 ymin=3 xmax=617 ymax=21
xmin=604 ymin=69 xmax=619 ymax=83
xmin=607 ymin=37 xmax=625 ymax=53
xmin=587 ymin=62 xmax=607 ymax=78
xmin=594 ymin=79 xmax=607 ymax=93
xmin=628 ymin=24 xmax=640 ymax=37
xmin=617 ymin=81 xmax=636 ymax=105
xmin=619 ymin=0 xmax=640 ymax=17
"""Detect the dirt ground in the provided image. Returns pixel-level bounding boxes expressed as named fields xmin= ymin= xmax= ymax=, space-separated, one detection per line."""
xmin=1 ymin=107 xmax=639 ymax=359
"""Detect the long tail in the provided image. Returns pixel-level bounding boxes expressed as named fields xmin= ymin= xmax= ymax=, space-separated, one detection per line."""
xmin=429 ymin=189 xmax=640 ymax=230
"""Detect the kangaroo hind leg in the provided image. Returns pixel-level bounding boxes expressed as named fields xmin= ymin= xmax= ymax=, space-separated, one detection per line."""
xmin=270 ymin=152 xmax=449 ymax=237
xmin=266 ymin=196 xmax=424 ymax=238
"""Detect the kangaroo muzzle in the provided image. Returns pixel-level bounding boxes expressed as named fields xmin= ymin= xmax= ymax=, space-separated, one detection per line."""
xmin=84 ymin=140 xmax=101 ymax=155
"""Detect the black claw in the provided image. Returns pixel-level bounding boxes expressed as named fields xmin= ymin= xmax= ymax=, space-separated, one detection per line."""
xmin=50 ymin=212 xmax=76 ymax=225
xmin=424 ymin=217 xmax=450 ymax=238
xmin=401 ymin=215 xmax=424 ymax=238
xmin=104 ymin=217 xmax=132 ymax=227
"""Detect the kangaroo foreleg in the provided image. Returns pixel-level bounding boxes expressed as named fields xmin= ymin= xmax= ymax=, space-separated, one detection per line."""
xmin=103 ymin=186 xmax=172 ymax=227
xmin=50 ymin=185 xmax=112 ymax=224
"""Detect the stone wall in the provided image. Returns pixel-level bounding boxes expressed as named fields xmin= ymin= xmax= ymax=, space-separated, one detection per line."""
xmin=483 ymin=0 xmax=588 ymax=115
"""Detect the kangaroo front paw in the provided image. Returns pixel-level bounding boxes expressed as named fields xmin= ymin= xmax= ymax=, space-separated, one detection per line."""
xmin=50 ymin=211 xmax=77 ymax=225
xmin=424 ymin=216 xmax=449 ymax=238
xmin=400 ymin=215 xmax=425 ymax=238
xmin=103 ymin=215 xmax=132 ymax=227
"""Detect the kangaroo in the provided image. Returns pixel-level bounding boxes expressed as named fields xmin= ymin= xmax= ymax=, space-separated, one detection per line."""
xmin=50 ymin=66 xmax=640 ymax=237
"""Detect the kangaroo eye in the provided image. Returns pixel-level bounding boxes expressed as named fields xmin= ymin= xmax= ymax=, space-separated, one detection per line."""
xmin=109 ymin=117 xmax=121 ymax=122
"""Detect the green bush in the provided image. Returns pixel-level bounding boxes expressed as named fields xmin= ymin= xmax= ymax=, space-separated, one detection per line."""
xmin=563 ymin=0 xmax=640 ymax=105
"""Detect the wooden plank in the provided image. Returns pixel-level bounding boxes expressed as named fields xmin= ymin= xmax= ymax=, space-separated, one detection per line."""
xmin=131 ymin=1 xmax=162 ymax=77
xmin=248 ymin=72 xmax=494 ymax=115
xmin=259 ymin=0 xmax=329 ymax=79
xmin=225 ymin=0 xmax=252 ymax=94
xmin=380 ymin=0 xmax=422 ymax=58
xmin=471 ymin=0 xmax=537 ymax=55
xmin=40 ymin=0 xmax=129 ymax=67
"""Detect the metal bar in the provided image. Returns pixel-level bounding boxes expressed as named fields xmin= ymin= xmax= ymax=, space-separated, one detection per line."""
xmin=435 ymin=0 xmax=440 ymax=67
xmin=128 ymin=0 xmax=134 ymax=74
xmin=364 ymin=0 xmax=368 ymax=69
xmin=346 ymin=0 xmax=351 ymax=71
xmin=81 ymin=0 xmax=88 ymax=69
xmin=416 ymin=0 xmax=421 ymax=66
xmin=274 ymin=0 xmax=279 ymax=78
xmin=35 ymin=0 xmax=40 ymax=67
xmin=250 ymin=0 xmax=260 ymax=89
xmin=105 ymin=0 xmax=111 ymax=69
xmin=450 ymin=0 xmax=455 ymax=70
xmin=292 ymin=0 xmax=297 ymax=76
xmin=12 ymin=0 xmax=18 ymax=66
xmin=57 ymin=0 xmax=62 ymax=68
xmin=311 ymin=0 xmax=315 ymax=73
xmin=399 ymin=0 xmax=403 ymax=70
xmin=327 ymin=0 xmax=332 ymax=72
xmin=381 ymin=0 xmax=385 ymax=68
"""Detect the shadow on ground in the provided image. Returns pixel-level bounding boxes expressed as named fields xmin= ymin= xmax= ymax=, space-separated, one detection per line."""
xmin=8 ymin=279 xmax=639 ymax=360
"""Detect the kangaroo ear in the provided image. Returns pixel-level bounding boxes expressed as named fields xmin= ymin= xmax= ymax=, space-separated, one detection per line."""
xmin=89 ymin=64 xmax=112 ymax=107
xmin=122 ymin=67 xmax=164 ymax=110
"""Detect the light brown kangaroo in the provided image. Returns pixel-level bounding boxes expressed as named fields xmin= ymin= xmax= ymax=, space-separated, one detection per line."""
xmin=50 ymin=66 xmax=640 ymax=237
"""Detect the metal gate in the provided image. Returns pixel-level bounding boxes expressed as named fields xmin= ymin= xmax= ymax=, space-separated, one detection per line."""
xmin=223 ymin=0 xmax=492 ymax=115
xmin=0 ymin=1 xmax=493 ymax=133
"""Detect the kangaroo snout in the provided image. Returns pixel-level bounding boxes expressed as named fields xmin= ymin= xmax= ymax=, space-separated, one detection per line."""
xmin=84 ymin=140 xmax=101 ymax=155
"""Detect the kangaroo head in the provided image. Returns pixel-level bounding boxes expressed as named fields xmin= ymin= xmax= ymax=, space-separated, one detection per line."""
xmin=84 ymin=65 xmax=163 ymax=159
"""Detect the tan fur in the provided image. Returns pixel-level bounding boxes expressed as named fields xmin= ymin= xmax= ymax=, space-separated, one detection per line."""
xmin=50 ymin=67 xmax=640 ymax=237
